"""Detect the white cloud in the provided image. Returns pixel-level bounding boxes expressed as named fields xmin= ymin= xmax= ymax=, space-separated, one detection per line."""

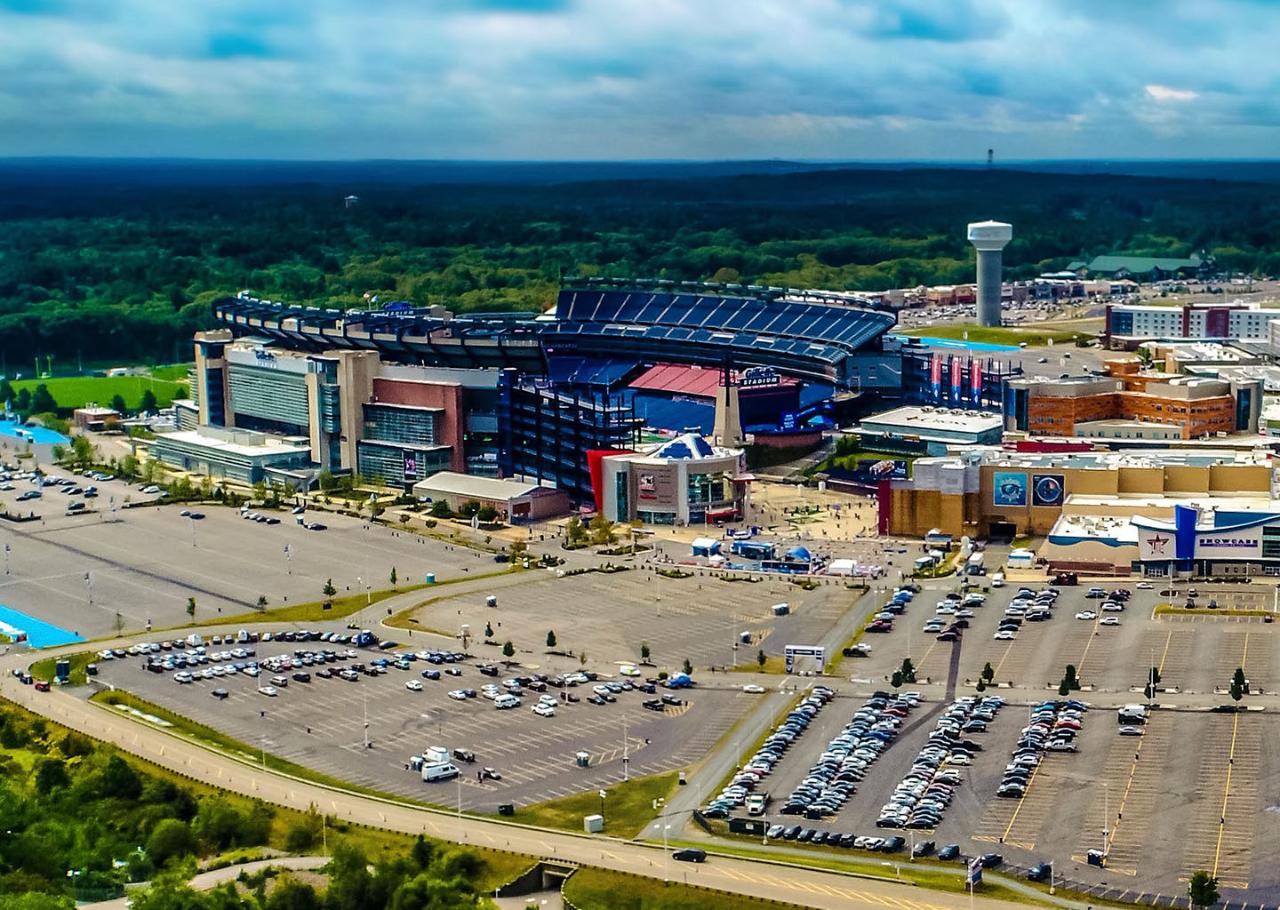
xmin=1145 ymin=84 xmax=1199 ymax=103
xmin=0 ymin=0 xmax=1273 ymax=157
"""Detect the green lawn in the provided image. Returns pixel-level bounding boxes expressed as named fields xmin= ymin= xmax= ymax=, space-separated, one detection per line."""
xmin=563 ymin=866 xmax=807 ymax=910
xmin=12 ymin=373 xmax=188 ymax=411
xmin=511 ymin=771 xmax=678 ymax=838
xmin=29 ymin=649 xmax=95 ymax=685
xmin=900 ymin=324 xmax=1087 ymax=347
xmin=205 ymin=584 xmax=427 ymax=627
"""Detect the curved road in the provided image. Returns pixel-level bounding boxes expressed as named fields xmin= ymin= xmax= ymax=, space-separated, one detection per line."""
xmin=0 ymin=651 xmax=1029 ymax=910
xmin=87 ymin=856 xmax=329 ymax=909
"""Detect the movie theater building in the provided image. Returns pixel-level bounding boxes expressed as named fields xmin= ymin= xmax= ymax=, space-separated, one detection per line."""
xmin=1133 ymin=505 xmax=1280 ymax=578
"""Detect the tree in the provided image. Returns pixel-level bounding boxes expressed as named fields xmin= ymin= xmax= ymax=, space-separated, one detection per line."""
xmin=546 ymin=629 xmax=557 ymax=649
xmin=145 ymin=818 xmax=196 ymax=867
xmin=252 ymin=479 xmax=267 ymax=503
xmin=640 ymin=641 xmax=651 ymax=662
xmin=429 ymin=499 xmax=453 ymax=519
xmin=484 ymin=621 xmax=494 ymax=640
xmin=477 ymin=505 xmax=499 ymax=523
xmin=31 ymin=384 xmax=57 ymax=414
xmin=323 ymin=578 xmax=337 ymax=599
xmin=981 ymin=662 xmax=995 ymax=684
xmin=256 ymin=595 xmax=268 ymax=611
xmin=565 ymin=516 xmax=587 ymax=545
xmin=458 ymin=499 xmax=482 ymax=518
xmin=976 ymin=678 xmax=987 ymax=692
xmin=110 ymin=393 xmax=128 ymax=414
xmin=509 ymin=539 xmax=528 ymax=559
xmin=1188 ymin=871 xmax=1220 ymax=910
xmin=34 ymin=757 xmax=69 ymax=793
xmin=1058 ymin=678 xmax=1071 ymax=697
xmin=71 ymin=434 xmax=94 ymax=466
xmin=184 ymin=597 xmax=195 ymax=620
xmin=389 ymin=567 xmax=398 ymax=587
xmin=502 ymin=640 xmax=515 ymax=659
xmin=682 ymin=657 xmax=693 ymax=675
xmin=15 ymin=388 xmax=30 ymax=413
xmin=285 ymin=804 xmax=325 ymax=852
xmin=589 ymin=514 xmax=617 ymax=546
xmin=891 ymin=669 xmax=904 ymax=689
xmin=899 ymin=658 xmax=916 ymax=684
xmin=1063 ymin=664 xmax=1081 ymax=691
xmin=1230 ymin=667 xmax=1247 ymax=702
xmin=757 ymin=648 xmax=766 ymax=669
xmin=139 ymin=389 xmax=158 ymax=413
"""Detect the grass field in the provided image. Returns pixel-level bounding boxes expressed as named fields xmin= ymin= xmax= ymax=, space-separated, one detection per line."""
xmin=12 ymin=373 xmax=188 ymax=411
xmin=30 ymin=649 xmax=95 ymax=685
xmin=512 ymin=771 xmax=678 ymax=838
xmin=900 ymin=324 xmax=1088 ymax=346
xmin=563 ymin=866 xmax=807 ymax=910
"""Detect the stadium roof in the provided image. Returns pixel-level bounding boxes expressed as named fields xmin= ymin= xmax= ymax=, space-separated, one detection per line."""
xmin=629 ymin=363 xmax=796 ymax=398
xmin=1081 ymin=254 xmax=1203 ymax=275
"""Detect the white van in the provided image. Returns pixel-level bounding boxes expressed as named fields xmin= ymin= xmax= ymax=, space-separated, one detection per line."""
xmin=424 ymin=745 xmax=449 ymax=765
xmin=186 ymin=633 xmax=205 ymax=648
xmin=493 ymin=693 xmax=521 ymax=710
xmin=1117 ymin=704 xmax=1148 ymax=725
xmin=421 ymin=762 xmax=460 ymax=782
xmin=990 ymin=572 xmax=1005 ymax=588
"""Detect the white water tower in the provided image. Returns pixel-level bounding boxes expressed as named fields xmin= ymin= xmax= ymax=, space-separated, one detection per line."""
xmin=967 ymin=220 xmax=1012 ymax=327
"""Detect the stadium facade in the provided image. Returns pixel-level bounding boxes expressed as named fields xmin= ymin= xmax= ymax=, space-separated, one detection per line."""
xmin=175 ymin=279 xmax=926 ymax=510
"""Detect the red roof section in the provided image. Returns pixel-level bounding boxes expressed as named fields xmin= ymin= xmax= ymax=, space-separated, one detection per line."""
xmin=629 ymin=363 xmax=797 ymax=398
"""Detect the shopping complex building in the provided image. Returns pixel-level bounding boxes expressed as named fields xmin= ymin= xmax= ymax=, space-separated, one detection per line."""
xmin=881 ymin=446 xmax=1275 ymax=541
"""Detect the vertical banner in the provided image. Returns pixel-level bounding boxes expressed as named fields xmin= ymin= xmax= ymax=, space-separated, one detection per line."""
xmin=971 ymin=358 xmax=983 ymax=405
xmin=950 ymin=355 xmax=962 ymax=402
xmin=930 ymin=353 xmax=942 ymax=401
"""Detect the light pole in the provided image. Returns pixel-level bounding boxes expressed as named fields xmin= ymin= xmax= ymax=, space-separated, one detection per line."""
xmin=456 ymin=773 xmax=462 ymax=818
xmin=363 ymin=692 xmax=369 ymax=750
xmin=622 ymin=715 xmax=630 ymax=782
xmin=652 ymin=820 xmax=672 ymax=882
xmin=189 ymin=515 xmax=197 ymax=548
xmin=1049 ymin=859 xmax=1055 ymax=896
xmin=1102 ymin=781 xmax=1109 ymax=860
xmin=599 ymin=789 xmax=607 ymax=828
xmin=284 ymin=544 xmax=292 ymax=576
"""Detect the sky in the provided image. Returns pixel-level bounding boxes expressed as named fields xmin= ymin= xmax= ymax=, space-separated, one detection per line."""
xmin=0 ymin=0 xmax=1276 ymax=160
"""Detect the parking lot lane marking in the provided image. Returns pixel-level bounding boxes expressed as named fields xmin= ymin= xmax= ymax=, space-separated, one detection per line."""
xmin=991 ymin=640 xmax=1016 ymax=678
xmin=1212 ymin=711 xmax=1241 ymax=881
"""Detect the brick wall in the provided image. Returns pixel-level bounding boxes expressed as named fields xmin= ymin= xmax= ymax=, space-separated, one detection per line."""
xmin=370 ymin=378 xmax=465 ymax=472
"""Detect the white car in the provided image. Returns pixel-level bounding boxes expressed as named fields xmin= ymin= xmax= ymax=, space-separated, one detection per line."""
xmin=405 ymin=680 xmax=423 ymax=691
xmin=619 ymin=665 xmax=641 ymax=677
xmin=1075 ymin=611 xmax=1097 ymax=621
xmin=993 ymin=630 xmax=1017 ymax=640
xmin=1101 ymin=602 xmax=1125 ymax=612
xmin=258 ymin=685 xmax=279 ymax=697
xmin=1099 ymin=616 xmax=1121 ymax=626
xmin=742 ymin=684 xmax=766 ymax=694
xmin=532 ymin=703 xmax=556 ymax=717
xmin=142 ymin=485 xmax=161 ymax=494
xmin=1136 ymin=582 xmax=1153 ymax=590
xmin=447 ymin=689 xmax=469 ymax=700
xmin=1118 ymin=725 xmax=1145 ymax=736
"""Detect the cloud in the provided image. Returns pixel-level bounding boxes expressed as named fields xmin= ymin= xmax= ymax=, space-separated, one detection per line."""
xmin=1145 ymin=84 xmax=1199 ymax=103
xmin=0 ymin=0 xmax=1275 ymax=158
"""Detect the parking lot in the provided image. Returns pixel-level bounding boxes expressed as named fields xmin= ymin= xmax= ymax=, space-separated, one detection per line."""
xmin=717 ymin=576 xmax=1280 ymax=902
xmin=408 ymin=567 xmax=867 ymax=674
xmin=0 ymin=477 xmax=491 ymax=637
xmin=90 ymin=636 xmax=756 ymax=811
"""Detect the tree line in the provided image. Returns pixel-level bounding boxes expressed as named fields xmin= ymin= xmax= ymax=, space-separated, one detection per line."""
xmin=4 ymin=164 xmax=1280 ymax=364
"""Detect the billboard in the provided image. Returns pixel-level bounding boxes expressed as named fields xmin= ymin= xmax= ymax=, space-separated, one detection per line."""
xmin=950 ymin=356 xmax=962 ymax=402
xmin=971 ymin=358 xmax=983 ymax=405
xmin=403 ymin=451 xmax=419 ymax=482
xmin=1031 ymin=473 xmax=1065 ymax=507
xmin=992 ymin=471 xmax=1027 ymax=507
xmin=931 ymin=353 xmax=942 ymax=401
xmin=636 ymin=464 xmax=678 ymax=506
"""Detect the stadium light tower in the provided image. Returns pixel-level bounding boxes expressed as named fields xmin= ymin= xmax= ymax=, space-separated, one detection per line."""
xmin=967 ymin=220 xmax=1012 ymax=328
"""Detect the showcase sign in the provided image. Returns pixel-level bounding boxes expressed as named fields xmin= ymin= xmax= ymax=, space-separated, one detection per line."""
xmin=992 ymin=471 xmax=1027 ymax=507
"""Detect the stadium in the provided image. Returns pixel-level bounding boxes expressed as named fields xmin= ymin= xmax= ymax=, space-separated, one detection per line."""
xmin=213 ymin=278 xmax=902 ymax=390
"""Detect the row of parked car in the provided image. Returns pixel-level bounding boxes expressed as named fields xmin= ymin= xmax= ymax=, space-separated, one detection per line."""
xmin=922 ymin=589 xmax=988 ymax=641
xmin=778 ymin=689 xmax=918 ymax=819
xmin=877 ymin=695 xmax=1004 ymax=830
xmin=996 ymin=698 xmax=1089 ymax=799
xmin=864 ymin=585 xmax=919 ymax=634
xmin=701 ymin=686 xmax=835 ymax=819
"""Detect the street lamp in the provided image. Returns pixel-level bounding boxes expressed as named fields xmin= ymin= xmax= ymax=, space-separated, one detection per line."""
xmin=599 ymin=789 xmax=607 ymax=828
xmin=652 ymin=820 xmax=672 ymax=883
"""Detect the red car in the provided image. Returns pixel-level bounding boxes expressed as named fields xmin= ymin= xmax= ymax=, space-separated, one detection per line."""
xmin=33 ymin=680 xmax=51 ymax=692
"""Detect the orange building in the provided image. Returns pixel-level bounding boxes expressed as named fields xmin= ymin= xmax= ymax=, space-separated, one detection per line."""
xmin=1007 ymin=361 xmax=1260 ymax=440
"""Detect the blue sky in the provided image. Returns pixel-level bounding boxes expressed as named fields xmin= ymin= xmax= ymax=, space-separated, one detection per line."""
xmin=0 ymin=0 xmax=1274 ymax=159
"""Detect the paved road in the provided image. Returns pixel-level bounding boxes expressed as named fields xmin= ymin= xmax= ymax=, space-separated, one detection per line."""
xmin=86 ymin=856 xmax=329 ymax=909
xmin=0 ymin=652 xmax=1030 ymax=910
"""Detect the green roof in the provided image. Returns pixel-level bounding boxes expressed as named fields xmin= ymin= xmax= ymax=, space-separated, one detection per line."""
xmin=1085 ymin=254 xmax=1203 ymax=275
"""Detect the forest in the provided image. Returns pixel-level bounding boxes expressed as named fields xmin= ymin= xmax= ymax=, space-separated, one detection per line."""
xmin=3 ymin=159 xmax=1280 ymax=365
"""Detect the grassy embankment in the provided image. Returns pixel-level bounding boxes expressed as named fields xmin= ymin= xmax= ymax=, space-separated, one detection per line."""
xmin=512 ymin=771 xmax=679 ymax=838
